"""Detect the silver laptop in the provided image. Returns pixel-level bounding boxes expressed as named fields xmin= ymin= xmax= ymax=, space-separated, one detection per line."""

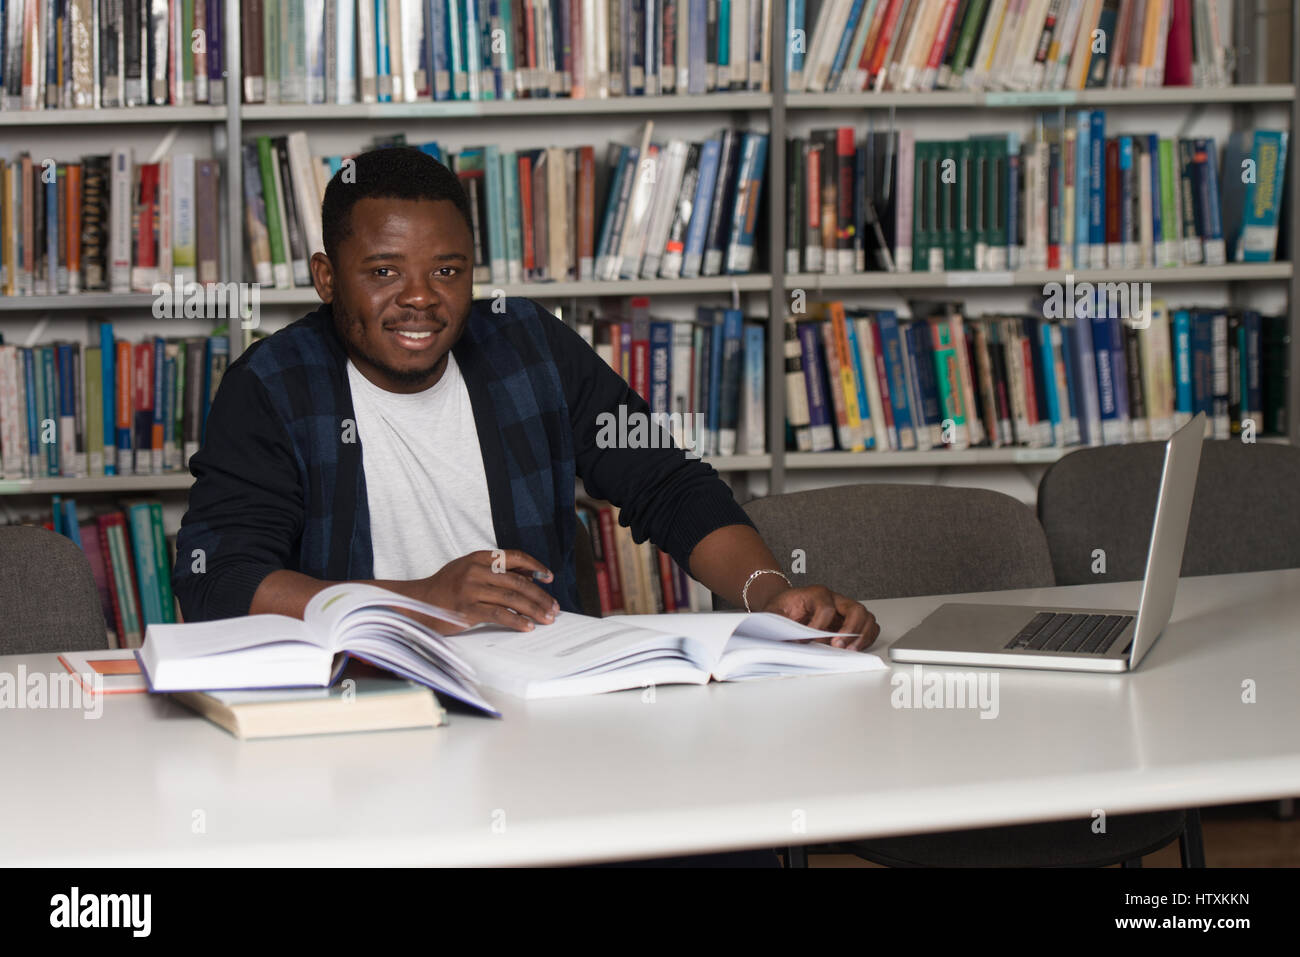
xmin=889 ymin=412 xmax=1206 ymax=673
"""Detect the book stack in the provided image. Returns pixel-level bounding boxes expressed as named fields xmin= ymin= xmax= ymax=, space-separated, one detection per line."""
xmin=16 ymin=496 xmax=180 ymax=646
xmin=784 ymin=298 xmax=1290 ymax=454
xmin=0 ymin=149 xmax=223 ymax=296
xmin=0 ymin=323 xmax=231 ymax=480
xmin=792 ymin=0 xmax=1235 ymax=93
xmin=784 ymin=119 xmax=1289 ymax=275
xmin=241 ymin=0 xmax=775 ymax=105
xmin=0 ymin=0 xmax=227 ymax=110
xmin=244 ymin=123 xmax=770 ymax=287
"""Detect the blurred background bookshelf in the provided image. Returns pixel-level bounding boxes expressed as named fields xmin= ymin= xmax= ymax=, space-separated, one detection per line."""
xmin=0 ymin=0 xmax=1295 ymax=525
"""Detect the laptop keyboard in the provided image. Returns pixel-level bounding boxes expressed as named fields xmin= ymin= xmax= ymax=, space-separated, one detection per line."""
xmin=1004 ymin=612 xmax=1134 ymax=655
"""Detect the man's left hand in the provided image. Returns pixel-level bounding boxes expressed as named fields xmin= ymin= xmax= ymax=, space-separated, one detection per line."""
xmin=759 ymin=586 xmax=881 ymax=652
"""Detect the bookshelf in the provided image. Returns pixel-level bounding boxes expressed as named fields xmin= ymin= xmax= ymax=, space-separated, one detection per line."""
xmin=1 ymin=1 xmax=1297 ymax=508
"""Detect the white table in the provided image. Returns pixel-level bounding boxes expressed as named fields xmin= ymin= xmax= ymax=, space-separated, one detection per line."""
xmin=3 ymin=569 xmax=1299 ymax=866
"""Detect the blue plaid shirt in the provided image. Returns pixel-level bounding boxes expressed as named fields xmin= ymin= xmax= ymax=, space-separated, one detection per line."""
xmin=173 ymin=297 xmax=752 ymax=621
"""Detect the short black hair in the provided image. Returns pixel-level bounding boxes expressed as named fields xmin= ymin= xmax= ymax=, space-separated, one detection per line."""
xmin=320 ymin=146 xmax=474 ymax=261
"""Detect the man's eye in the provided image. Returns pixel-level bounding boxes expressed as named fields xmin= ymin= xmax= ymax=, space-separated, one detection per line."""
xmin=373 ymin=267 xmax=395 ymax=277
xmin=436 ymin=267 xmax=459 ymax=277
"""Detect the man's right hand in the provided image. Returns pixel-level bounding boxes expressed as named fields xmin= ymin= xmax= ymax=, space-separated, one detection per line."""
xmin=416 ymin=549 xmax=559 ymax=633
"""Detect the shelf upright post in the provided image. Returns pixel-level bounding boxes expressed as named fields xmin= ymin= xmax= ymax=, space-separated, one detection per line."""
xmin=224 ymin=0 xmax=244 ymax=357
xmin=768 ymin=0 xmax=788 ymax=495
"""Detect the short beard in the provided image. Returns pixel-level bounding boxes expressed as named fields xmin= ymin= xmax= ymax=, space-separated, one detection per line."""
xmin=333 ymin=299 xmax=445 ymax=386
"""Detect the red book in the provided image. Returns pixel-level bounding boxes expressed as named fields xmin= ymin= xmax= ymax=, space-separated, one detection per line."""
xmin=115 ymin=339 xmax=132 ymax=464
xmin=133 ymin=163 xmax=160 ymax=271
xmin=866 ymin=0 xmax=906 ymax=83
xmin=856 ymin=0 xmax=897 ymax=87
xmin=82 ymin=520 xmax=120 ymax=648
xmin=569 ymin=0 xmax=584 ymax=97
xmin=655 ymin=548 xmax=676 ymax=612
xmin=805 ymin=142 xmax=821 ymax=251
xmin=576 ymin=146 xmax=595 ymax=279
xmin=925 ymin=0 xmax=962 ymax=75
xmin=1105 ymin=138 xmax=1122 ymax=253
xmin=1020 ymin=336 xmax=1040 ymax=430
xmin=629 ymin=296 xmax=651 ymax=399
xmin=596 ymin=507 xmax=624 ymax=612
xmin=592 ymin=562 xmax=612 ymax=615
xmin=1164 ymin=0 xmax=1194 ymax=86
xmin=518 ymin=153 xmax=534 ymax=275
xmin=836 ymin=128 xmax=856 ymax=262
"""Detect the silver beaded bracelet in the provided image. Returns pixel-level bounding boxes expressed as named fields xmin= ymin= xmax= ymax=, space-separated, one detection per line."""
xmin=742 ymin=568 xmax=792 ymax=612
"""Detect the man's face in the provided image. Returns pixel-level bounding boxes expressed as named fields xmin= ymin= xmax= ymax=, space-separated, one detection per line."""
xmin=311 ymin=196 xmax=475 ymax=393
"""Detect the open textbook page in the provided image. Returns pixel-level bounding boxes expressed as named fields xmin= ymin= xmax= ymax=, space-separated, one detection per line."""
xmin=442 ymin=611 xmax=888 ymax=699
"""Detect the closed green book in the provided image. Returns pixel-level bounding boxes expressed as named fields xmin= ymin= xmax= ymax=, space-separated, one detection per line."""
xmin=912 ymin=142 xmax=933 ymax=271
xmin=954 ymin=140 xmax=975 ymax=270
xmin=1157 ymin=139 xmax=1181 ymax=266
xmin=149 ymin=502 xmax=177 ymax=623
xmin=950 ymin=0 xmax=991 ymax=83
xmin=106 ymin=518 xmax=143 ymax=647
xmin=256 ymin=136 xmax=289 ymax=281
xmin=84 ymin=346 xmax=103 ymax=476
xmin=930 ymin=318 xmax=967 ymax=436
xmin=126 ymin=502 xmax=164 ymax=626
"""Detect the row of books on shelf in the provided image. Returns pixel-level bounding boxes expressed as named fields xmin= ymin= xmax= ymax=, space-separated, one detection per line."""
xmin=0 ymin=149 xmax=222 ymax=296
xmin=783 ymin=299 xmax=1289 ymax=454
xmin=0 ymin=0 xmax=227 ymax=110
xmin=576 ymin=298 xmax=767 ymax=456
xmin=0 ymin=326 xmax=230 ymax=480
xmin=244 ymin=123 xmax=770 ymax=290
xmin=786 ymin=118 xmax=1289 ymax=276
xmin=576 ymin=499 xmax=715 ymax=615
xmin=242 ymin=0 xmax=777 ymax=104
xmin=793 ymin=0 xmax=1242 ymax=94
xmin=0 ymin=0 xmax=783 ymax=110
xmin=12 ymin=497 xmax=177 ymax=646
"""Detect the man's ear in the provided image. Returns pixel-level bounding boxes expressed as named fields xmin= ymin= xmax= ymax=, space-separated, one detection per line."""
xmin=309 ymin=251 xmax=335 ymax=303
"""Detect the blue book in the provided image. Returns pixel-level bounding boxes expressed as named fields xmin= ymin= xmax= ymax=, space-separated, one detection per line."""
xmin=1172 ymin=308 xmax=1193 ymax=422
xmin=1069 ymin=317 xmax=1102 ymax=446
xmin=152 ymin=336 xmax=165 ymax=468
xmin=501 ymin=149 xmax=523 ymax=282
xmin=904 ymin=324 xmax=942 ymax=448
xmin=127 ymin=503 xmax=163 ymax=626
xmin=462 ymin=0 xmax=483 ymax=99
xmin=725 ymin=131 xmax=769 ymax=274
xmin=1088 ymin=111 xmax=1106 ymax=263
xmin=843 ymin=316 xmax=874 ymax=449
xmin=56 ymin=343 xmax=75 ymax=476
xmin=163 ymin=356 xmax=177 ymax=468
xmin=1075 ymin=111 xmax=1091 ymax=267
xmin=1190 ymin=311 xmax=1213 ymax=418
xmin=1239 ymin=130 xmax=1289 ymax=262
xmin=795 ymin=319 xmax=835 ymax=452
xmin=41 ymin=347 xmax=58 ymax=475
xmin=52 ymin=494 xmax=63 ymax=536
xmin=717 ymin=310 xmax=745 ymax=453
xmin=706 ymin=311 xmax=726 ymax=454
xmin=780 ymin=0 xmax=800 ymax=90
xmin=428 ymin=0 xmax=451 ymax=100
xmin=687 ymin=0 xmax=707 ymax=93
xmin=826 ymin=0 xmax=867 ymax=91
xmin=1107 ymin=313 xmax=1131 ymax=439
xmin=1035 ymin=320 xmax=1061 ymax=445
xmin=717 ymin=0 xmax=730 ymax=84
xmin=201 ymin=335 xmax=229 ymax=445
xmin=875 ymin=311 xmax=916 ymax=450
xmin=485 ymin=0 xmax=503 ymax=99
xmin=1058 ymin=321 xmax=1081 ymax=446
xmin=447 ymin=0 xmax=467 ymax=98
xmin=375 ymin=0 xmax=392 ymax=102
xmin=648 ymin=320 xmax=673 ymax=416
xmin=681 ymin=135 xmax=722 ymax=279
xmin=98 ymin=328 xmax=116 ymax=476
xmin=418 ymin=140 xmax=443 ymax=164
xmin=1005 ymin=132 xmax=1021 ymax=269
xmin=63 ymin=499 xmax=81 ymax=548
xmin=498 ymin=0 xmax=516 ymax=99
xmin=741 ymin=323 xmax=766 ymax=453
xmin=1244 ymin=310 xmax=1262 ymax=421
xmin=1147 ymin=135 xmax=1162 ymax=265
xmin=1192 ymin=138 xmax=1225 ymax=263
xmin=1090 ymin=304 xmax=1120 ymax=444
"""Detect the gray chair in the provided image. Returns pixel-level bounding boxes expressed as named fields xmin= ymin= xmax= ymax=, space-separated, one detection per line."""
xmin=0 ymin=525 xmax=109 ymax=654
xmin=739 ymin=484 xmax=1202 ymax=868
xmin=1038 ymin=439 xmax=1300 ymax=585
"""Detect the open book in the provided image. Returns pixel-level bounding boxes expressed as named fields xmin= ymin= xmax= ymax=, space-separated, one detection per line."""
xmin=137 ymin=584 xmax=499 ymax=716
xmin=441 ymin=611 xmax=888 ymax=699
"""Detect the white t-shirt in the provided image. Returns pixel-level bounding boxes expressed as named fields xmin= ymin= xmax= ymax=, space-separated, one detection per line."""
xmin=346 ymin=353 xmax=497 ymax=581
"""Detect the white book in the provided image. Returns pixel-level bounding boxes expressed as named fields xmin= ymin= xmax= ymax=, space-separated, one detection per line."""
xmin=268 ymin=152 xmax=301 ymax=285
xmin=640 ymin=139 xmax=689 ymax=280
xmin=1137 ymin=147 xmax=1153 ymax=268
xmin=286 ymin=131 xmax=324 ymax=261
xmin=586 ymin=0 xmax=608 ymax=96
xmin=614 ymin=122 xmax=657 ymax=278
xmin=895 ymin=0 xmax=939 ymax=92
xmin=669 ymin=322 xmax=694 ymax=447
xmin=1047 ymin=0 xmax=1084 ymax=89
xmin=357 ymin=0 xmax=378 ymax=102
xmin=757 ymin=0 xmax=773 ymax=91
xmin=895 ymin=130 xmax=914 ymax=272
xmin=0 ymin=346 xmax=25 ymax=479
xmin=806 ymin=0 xmax=853 ymax=91
xmin=171 ymin=153 xmax=197 ymax=285
xmin=109 ymin=147 xmax=133 ymax=293
xmin=847 ymin=0 xmax=883 ymax=91
xmin=729 ymin=0 xmax=748 ymax=89
xmin=401 ymin=0 xmax=424 ymax=101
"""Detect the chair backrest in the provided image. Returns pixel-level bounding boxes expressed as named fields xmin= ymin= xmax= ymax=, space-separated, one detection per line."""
xmin=734 ymin=483 xmax=1056 ymax=606
xmin=1037 ymin=439 xmax=1300 ymax=585
xmin=573 ymin=519 xmax=603 ymax=617
xmin=0 ymin=525 xmax=109 ymax=654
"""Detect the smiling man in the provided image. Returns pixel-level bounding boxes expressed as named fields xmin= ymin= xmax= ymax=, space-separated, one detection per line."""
xmin=172 ymin=147 xmax=879 ymax=652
